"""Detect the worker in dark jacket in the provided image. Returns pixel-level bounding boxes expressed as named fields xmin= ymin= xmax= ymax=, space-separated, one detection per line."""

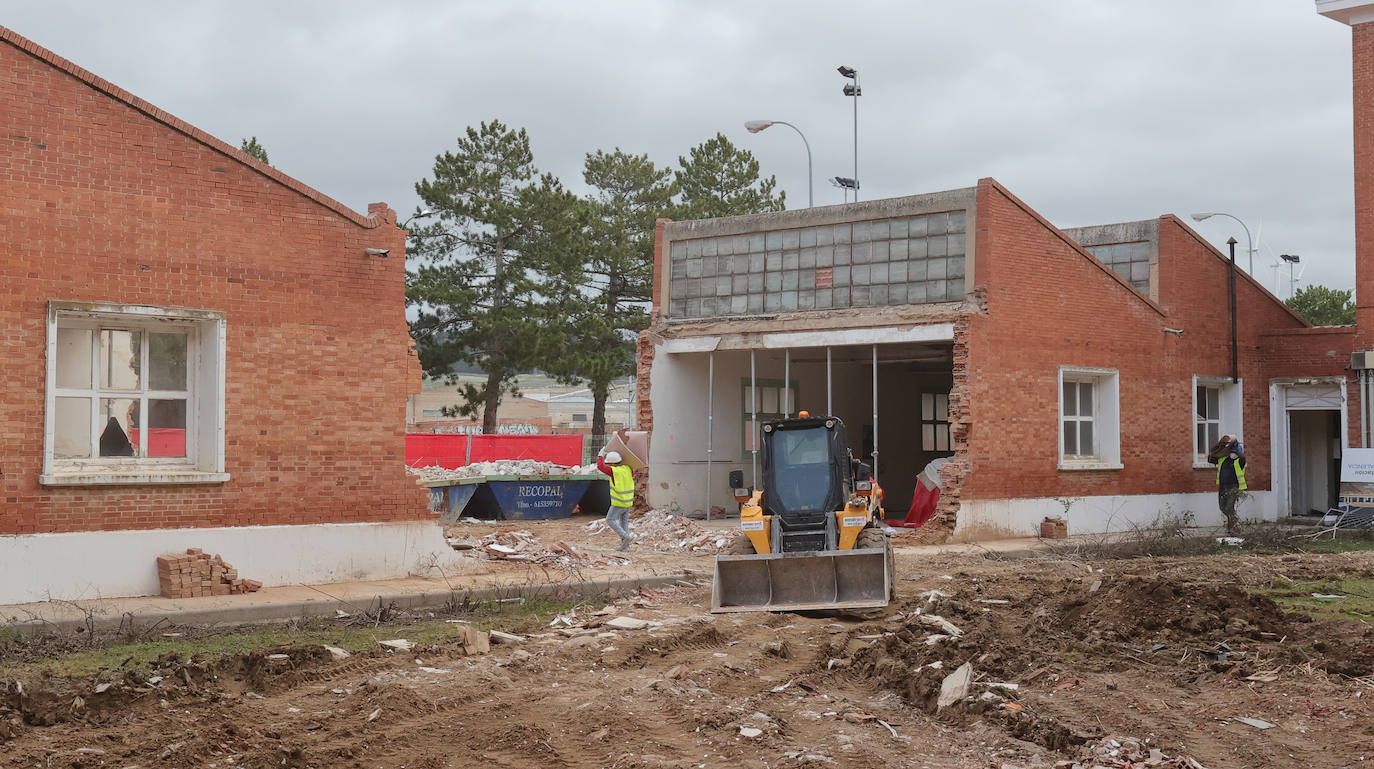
xmin=1208 ymin=434 xmax=1246 ymax=535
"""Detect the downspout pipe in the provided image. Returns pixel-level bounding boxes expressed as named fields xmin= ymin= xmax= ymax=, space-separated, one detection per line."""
xmin=1228 ymin=237 xmax=1239 ymax=384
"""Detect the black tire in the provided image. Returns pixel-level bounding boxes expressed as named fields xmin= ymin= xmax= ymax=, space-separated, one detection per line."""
xmin=728 ymin=532 xmax=756 ymax=555
xmin=855 ymin=526 xmax=896 ymax=601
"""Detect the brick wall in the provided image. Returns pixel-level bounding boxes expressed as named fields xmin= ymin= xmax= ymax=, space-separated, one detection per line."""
xmin=0 ymin=30 xmax=430 ymax=534
xmin=961 ymin=179 xmax=1319 ymax=503
xmin=1355 ymin=22 xmax=1374 ymax=348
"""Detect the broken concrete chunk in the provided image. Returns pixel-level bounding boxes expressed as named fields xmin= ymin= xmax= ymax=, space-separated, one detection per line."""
xmin=915 ymin=614 xmax=963 ymax=637
xmin=937 ymin=662 xmax=973 ymax=710
xmin=1235 ymin=716 xmax=1276 ymax=729
xmin=605 ymin=616 xmax=652 ymax=630
xmin=379 ymin=639 xmax=415 ymax=652
xmin=323 ymin=645 xmax=351 ymax=660
xmin=739 ymin=726 xmax=764 ymax=738
xmin=489 ymin=630 xmax=524 ymax=645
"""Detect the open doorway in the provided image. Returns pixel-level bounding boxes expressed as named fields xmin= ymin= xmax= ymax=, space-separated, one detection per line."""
xmin=1289 ymin=409 xmax=1340 ymax=516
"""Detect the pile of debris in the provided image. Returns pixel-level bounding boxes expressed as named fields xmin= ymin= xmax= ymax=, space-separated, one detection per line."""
xmin=1065 ymin=736 xmax=1211 ymax=769
xmin=586 ymin=510 xmax=730 ymax=553
xmin=157 ymin=549 xmax=262 ymax=598
xmin=447 ymin=529 xmax=629 ymax=568
xmin=409 ymin=460 xmax=600 ymax=482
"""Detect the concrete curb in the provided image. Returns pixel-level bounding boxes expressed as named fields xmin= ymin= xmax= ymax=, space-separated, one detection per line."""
xmin=7 ymin=571 xmax=701 ymax=634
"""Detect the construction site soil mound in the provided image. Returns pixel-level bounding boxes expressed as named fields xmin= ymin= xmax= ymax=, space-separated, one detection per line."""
xmin=5 ymin=551 xmax=1374 ymax=768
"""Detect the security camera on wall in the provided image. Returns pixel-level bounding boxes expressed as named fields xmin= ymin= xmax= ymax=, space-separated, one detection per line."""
xmin=365 ymin=248 xmax=390 ymax=258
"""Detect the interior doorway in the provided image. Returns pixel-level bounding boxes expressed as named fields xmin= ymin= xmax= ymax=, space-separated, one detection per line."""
xmin=1289 ymin=409 xmax=1340 ymax=516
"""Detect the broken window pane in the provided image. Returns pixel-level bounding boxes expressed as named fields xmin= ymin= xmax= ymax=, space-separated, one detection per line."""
xmin=149 ymin=333 xmax=188 ymax=392
xmin=148 ymin=399 xmax=187 ymax=458
xmin=1195 ymin=386 xmax=1207 ymax=419
xmin=54 ymin=396 xmax=91 ymax=458
xmin=100 ymin=329 xmax=141 ymax=390
xmin=56 ymin=327 xmax=93 ymax=390
xmin=99 ymin=397 xmax=140 ymax=457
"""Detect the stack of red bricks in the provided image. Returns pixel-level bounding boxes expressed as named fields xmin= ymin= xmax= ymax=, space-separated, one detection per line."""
xmin=157 ymin=548 xmax=263 ymax=598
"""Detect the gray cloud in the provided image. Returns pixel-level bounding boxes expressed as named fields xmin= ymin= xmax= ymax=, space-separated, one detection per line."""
xmin=2 ymin=0 xmax=1356 ymax=296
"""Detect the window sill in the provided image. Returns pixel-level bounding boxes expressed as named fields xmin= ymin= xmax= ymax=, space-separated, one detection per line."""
xmin=40 ymin=471 xmax=231 ymax=487
xmin=1193 ymin=461 xmax=1218 ymax=470
xmin=1057 ymin=461 xmax=1124 ymax=472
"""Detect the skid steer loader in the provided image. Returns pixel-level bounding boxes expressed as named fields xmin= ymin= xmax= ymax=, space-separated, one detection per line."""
xmin=710 ymin=413 xmax=894 ymax=613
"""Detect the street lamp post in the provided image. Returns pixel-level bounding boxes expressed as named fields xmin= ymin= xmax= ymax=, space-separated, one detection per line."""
xmin=1190 ymin=212 xmax=1254 ymax=274
xmin=744 ymin=120 xmax=813 ymax=207
xmin=401 ymin=209 xmax=435 ymax=230
xmin=1280 ymin=253 xmax=1301 ymax=299
xmin=838 ymin=65 xmax=861 ymax=201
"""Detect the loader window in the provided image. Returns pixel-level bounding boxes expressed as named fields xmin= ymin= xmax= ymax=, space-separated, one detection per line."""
xmin=771 ymin=427 xmax=833 ymax=512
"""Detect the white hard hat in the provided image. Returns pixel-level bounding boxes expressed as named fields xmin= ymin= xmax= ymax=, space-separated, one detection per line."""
xmin=604 ymin=451 xmax=623 ymax=464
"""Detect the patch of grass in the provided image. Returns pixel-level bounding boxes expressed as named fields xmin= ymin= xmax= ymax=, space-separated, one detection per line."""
xmin=0 ymin=595 xmax=593 ymax=682
xmin=1252 ymin=577 xmax=1374 ymax=622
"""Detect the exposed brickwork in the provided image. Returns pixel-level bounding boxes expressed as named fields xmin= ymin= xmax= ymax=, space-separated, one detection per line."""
xmin=960 ymin=180 xmax=1317 ymax=508
xmin=0 ymin=28 xmax=430 ymax=534
xmin=1355 ymin=22 xmax=1374 ymax=348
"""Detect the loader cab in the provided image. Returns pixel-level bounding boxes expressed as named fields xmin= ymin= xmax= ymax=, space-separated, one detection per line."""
xmin=759 ymin=415 xmax=850 ymax=552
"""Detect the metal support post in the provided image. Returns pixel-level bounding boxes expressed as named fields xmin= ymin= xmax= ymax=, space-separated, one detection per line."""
xmin=784 ymin=349 xmax=791 ymax=416
xmin=871 ymin=344 xmax=879 ymax=486
xmin=706 ymin=352 xmax=714 ymax=521
xmin=750 ymin=349 xmax=758 ymax=487
xmin=826 ymin=346 xmax=832 ymax=416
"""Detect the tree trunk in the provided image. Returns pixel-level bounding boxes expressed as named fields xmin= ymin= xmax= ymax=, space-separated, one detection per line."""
xmin=591 ymin=381 xmax=609 ymax=440
xmin=482 ymin=369 xmax=502 ymax=434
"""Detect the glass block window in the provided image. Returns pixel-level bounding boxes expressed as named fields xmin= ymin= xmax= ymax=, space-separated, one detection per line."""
xmin=1086 ymin=241 xmax=1151 ymax=293
xmin=668 ymin=210 xmax=968 ymax=319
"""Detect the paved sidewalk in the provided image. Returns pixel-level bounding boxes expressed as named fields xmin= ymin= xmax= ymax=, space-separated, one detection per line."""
xmin=0 ymin=565 xmax=701 ymax=633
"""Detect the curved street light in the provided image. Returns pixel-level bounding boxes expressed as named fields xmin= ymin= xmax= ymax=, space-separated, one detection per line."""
xmin=400 ymin=209 xmax=435 ymax=230
xmin=1191 ymin=212 xmax=1253 ymax=274
xmin=745 ymin=120 xmax=813 ymax=208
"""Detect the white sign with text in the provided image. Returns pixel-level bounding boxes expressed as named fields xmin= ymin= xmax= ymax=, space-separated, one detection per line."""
xmin=1341 ymin=448 xmax=1374 ymax=483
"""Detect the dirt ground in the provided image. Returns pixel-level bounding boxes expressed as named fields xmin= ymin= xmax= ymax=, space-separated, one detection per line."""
xmin=5 ymin=528 xmax=1374 ymax=768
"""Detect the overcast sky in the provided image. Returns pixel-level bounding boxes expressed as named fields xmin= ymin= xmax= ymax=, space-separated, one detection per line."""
xmin=2 ymin=1 xmax=1358 ymax=297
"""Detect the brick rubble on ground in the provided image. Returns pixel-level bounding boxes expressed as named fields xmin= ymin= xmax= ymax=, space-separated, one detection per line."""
xmin=447 ymin=528 xmax=630 ymax=569
xmin=157 ymin=548 xmax=262 ymax=599
xmin=408 ymin=460 xmax=600 ymax=482
xmin=1061 ymin=736 xmax=1210 ymax=769
xmin=586 ymin=510 xmax=729 ymax=553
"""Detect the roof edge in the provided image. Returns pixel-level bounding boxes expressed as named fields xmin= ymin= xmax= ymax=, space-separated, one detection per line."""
xmin=0 ymin=23 xmax=386 ymax=230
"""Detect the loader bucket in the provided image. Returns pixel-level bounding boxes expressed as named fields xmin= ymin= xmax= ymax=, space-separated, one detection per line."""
xmin=710 ymin=548 xmax=890 ymax=613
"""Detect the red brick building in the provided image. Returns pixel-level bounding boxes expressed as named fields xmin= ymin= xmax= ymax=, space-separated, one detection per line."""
xmin=0 ymin=25 xmax=437 ymax=602
xmin=638 ymin=182 xmax=1355 ymax=539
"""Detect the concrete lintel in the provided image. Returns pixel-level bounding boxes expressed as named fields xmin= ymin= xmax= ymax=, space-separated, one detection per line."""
xmin=1318 ymin=0 xmax=1374 ymax=25
xmin=661 ymin=337 xmax=721 ymax=354
xmin=744 ymin=323 xmax=955 ymax=351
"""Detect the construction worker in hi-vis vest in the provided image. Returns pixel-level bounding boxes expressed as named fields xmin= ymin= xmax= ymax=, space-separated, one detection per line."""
xmin=598 ymin=449 xmax=635 ymax=551
xmin=1208 ymin=434 xmax=1246 ymax=535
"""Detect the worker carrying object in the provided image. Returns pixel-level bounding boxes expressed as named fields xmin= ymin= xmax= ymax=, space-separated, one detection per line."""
xmin=597 ymin=448 xmax=635 ymax=551
xmin=1207 ymin=434 xmax=1246 ymax=535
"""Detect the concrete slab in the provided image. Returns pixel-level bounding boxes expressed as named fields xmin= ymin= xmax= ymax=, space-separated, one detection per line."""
xmin=0 ymin=567 xmax=698 ymax=634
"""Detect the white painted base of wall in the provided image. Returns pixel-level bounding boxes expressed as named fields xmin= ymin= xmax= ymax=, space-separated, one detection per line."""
xmin=0 ymin=521 xmax=466 ymax=605
xmin=953 ymin=490 xmax=1277 ymax=541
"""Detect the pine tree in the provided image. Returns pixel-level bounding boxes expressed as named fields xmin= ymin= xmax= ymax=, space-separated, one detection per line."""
xmin=674 ymin=132 xmax=786 ymax=220
xmin=547 ymin=150 xmax=676 ymax=439
xmin=406 ymin=120 xmax=585 ymax=433
xmin=239 ymin=136 xmax=269 ymax=165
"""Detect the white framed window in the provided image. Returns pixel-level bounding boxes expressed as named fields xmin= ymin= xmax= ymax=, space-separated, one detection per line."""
xmin=741 ymin=379 xmax=799 ymax=453
xmin=1192 ymin=376 xmax=1242 ymax=467
xmin=1058 ymin=366 xmax=1122 ymax=470
xmin=921 ymin=392 xmax=952 ymax=452
xmin=43 ymin=301 xmax=228 ymax=486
